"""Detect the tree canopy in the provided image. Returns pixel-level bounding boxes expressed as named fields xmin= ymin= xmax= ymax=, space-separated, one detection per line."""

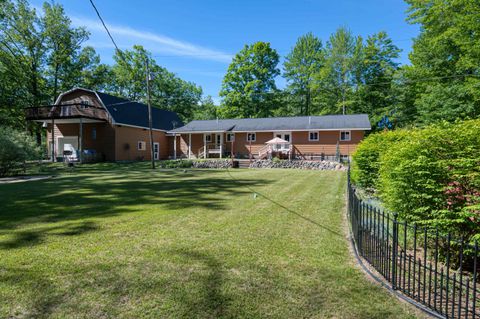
xmin=219 ymin=42 xmax=280 ymax=118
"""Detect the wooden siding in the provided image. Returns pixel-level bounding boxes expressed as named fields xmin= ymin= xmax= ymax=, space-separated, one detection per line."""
xmin=174 ymin=130 xmax=365 ymax=158
xmin=46 ymin=122 xmax=116 ymax=161
xmin=114 ymin=125 xmax=169 ymax=161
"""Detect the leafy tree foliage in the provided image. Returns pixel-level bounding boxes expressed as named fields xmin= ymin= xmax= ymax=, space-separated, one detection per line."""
xmin=313 ymin=27 xmax=363 ymax=115
xmin=194 ymin=96 xmax=219 ymax=120
xmin=404 ymin=0 xmax=480 ymax=124
xmin=0 ymin=126 xmax=42 ymax=176
xmin=283 ymin=32 xmax=324 ymax=116
xmin=110 ymin=45 xmax=202 ymax=122
xmin=220 ymin=42 xmax=280 ymax=118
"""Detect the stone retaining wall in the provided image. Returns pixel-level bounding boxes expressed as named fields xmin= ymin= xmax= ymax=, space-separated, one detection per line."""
xmin=191 ymin=159 xmax=233 ymax=169
xmin=248 ymin=160 xmax=345 ymax=171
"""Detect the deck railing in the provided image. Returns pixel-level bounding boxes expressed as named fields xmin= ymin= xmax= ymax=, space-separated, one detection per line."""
xmin=347 ymin=168 xmax=479 ymax=318
xmin=25 ymin=103 xmax=108 ymax=121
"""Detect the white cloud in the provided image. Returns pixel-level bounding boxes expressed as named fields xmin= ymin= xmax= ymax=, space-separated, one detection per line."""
xmin=71 ymin=17 xmax=233 ymax=63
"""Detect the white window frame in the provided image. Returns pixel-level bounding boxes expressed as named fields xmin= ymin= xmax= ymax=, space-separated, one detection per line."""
xmin=137 ymin=141 xmax=146 ymax=151
xmin=340 ymin=130 xmax=351 ymax=141
xmin=226 ymin=133 xmax=235 ymax=142
xmin=204 ymin=134 xmax=212 ymax=143
xmin=308 ymin=131 xmax=319 ymax=141
xmin=246 ymin=132 xmax=256 ymax=142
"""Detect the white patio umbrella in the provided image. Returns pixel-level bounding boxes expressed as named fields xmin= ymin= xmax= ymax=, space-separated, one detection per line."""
xmin=265 ymin=137 xmax=289 ymax=144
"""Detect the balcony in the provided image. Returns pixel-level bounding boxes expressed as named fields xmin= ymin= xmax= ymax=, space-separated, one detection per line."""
xmin=25 ymin=103 xmax=108 ymax=122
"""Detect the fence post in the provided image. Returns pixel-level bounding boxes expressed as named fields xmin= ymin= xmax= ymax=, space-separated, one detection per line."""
xmin=391 ymin=212 xmax=399 ymax=290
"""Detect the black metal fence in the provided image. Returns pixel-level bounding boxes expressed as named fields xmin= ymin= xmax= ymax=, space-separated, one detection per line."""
xmin=347 ymin=172 xmax=479 ymax=318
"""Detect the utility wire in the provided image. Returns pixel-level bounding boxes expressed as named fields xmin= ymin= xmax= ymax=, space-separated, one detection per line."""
xmin=88 ymin=0 xmax=121 ymax=55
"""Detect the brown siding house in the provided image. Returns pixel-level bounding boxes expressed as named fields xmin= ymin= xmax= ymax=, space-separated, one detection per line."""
xmin=169 ymin=115 xmax=371 ymax=160
xmin=26 ymin=88 xmax=371 ymax=162
xmin=26 ymin=88 xmax=182 ymax=162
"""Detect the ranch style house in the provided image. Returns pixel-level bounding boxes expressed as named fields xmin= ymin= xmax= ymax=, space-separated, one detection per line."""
xmin=25 ymin=88 xmax=371 ymax=162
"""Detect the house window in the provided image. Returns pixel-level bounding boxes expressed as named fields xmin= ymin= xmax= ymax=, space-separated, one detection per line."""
xmin=91 ymin=127 xmax=97 ymax=140
xmin=340 ymin=131 xmax=351 ymax=141
xmin=309 ymin=131 xmax=319 ymax=141
xmin=137 ymin=141 xmax=146 ymax=151
xmin=80 ymin=99 xmax=90 ymax=109
xmin=204 ymin=134 xmax=212 ymax=143
xmin=226 ymin=133 xmax=235 ymax=142
xmin=247 ymin=133 xmax=256 ymax=142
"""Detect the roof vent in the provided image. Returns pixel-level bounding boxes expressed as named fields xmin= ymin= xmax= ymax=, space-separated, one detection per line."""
xmin=308 ymin=116 xmax=311 ymax=125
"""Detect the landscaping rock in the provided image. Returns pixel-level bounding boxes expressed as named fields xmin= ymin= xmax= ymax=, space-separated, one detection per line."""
xmin=191 ymin=159 xmax=233 ymax=169
xmin=248 ymin=160 xmax=346 ymax=171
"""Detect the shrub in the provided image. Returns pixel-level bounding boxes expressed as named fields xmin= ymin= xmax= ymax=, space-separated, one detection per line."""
xmin=158 ymin=159 xmax=193 ymax=169
xmin=378 ymin=120 xmax=480 ymax=241
xmin=0 ymin=127 xmax=42 ymax=177
xmin=351 ymin=129 xmax=409 ymax=190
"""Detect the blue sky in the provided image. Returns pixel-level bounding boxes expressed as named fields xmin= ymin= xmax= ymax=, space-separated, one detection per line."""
xmin=31 ymin=0 xmax=419 ymax=102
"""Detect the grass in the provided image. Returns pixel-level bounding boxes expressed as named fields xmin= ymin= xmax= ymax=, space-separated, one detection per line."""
xmin=0 ymin=163 xmax=417 ymax=318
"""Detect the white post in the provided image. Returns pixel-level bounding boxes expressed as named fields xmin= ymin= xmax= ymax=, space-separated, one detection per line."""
xmin=173 ymin=133 xmax=177 ymax=159
xmin=203 ymin=135 xmax=207 ymax=159
xmin=220 ymin=133 xmax=223 ymax=159
xmin=188 ymin=134 xmax=192 ymax=159
xmin=51 ymin=118 xmax=55 ymax=162
xmin=79 ymin=117 xmax=83 ymax=164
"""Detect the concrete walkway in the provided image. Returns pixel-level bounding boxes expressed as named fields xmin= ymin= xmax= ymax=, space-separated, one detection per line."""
xmin=0 ymin=175 xmax=52 ymax=184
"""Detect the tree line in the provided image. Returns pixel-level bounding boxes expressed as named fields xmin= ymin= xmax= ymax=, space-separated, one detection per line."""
xmin=1 ymin=0 xmax=479 ymax=134
xmin=219 ymin=0 xmax=480 ymax=127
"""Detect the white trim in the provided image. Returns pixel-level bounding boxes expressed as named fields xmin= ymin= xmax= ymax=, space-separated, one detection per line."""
xmin=226 ymin=133 xmax=235 ymax=142
xmin=168 ymin=130 xmax=227 ymax=134
xmin=339 ymin=130 xmax=351 ymax=141
xmin=308 ymin=131 xmax=319 ymax=141
xmin=168 ymin=128 xmax=369 ymax=134
xmin=246 ymin=132 xmax=256 ymax=142
xmin=137 ymin=141 xmax=147 ymax=151
xmin=153 ymin=142 xmax=159 ymax=160
xmin=115 ymin=123 xmax=167 ymax=132
xmin=204 ymin=134 xmax=212 ymax=143
xmin=233 ymin=128 xmax=370 ymax=133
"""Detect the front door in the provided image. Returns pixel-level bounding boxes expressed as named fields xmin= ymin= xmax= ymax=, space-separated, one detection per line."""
xmin=153 ymin=142 xmax=159 ymax=160
xmin=215 ymin=133 xmax=222 ymax=146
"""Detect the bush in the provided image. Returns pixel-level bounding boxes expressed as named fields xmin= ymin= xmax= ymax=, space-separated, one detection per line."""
xmin=351 ymin=129 xmax=409 ymax=190
xmin=0 ymin=127 xmax=42 ymax=177
xmin=158 ymin=159 xmax=193 ymax=169
xmin=378 ymin=120 xmax=480 ymax=241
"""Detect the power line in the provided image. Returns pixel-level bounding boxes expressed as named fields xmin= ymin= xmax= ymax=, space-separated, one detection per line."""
xmin=88 ymin=0 xmax=122 ymax=55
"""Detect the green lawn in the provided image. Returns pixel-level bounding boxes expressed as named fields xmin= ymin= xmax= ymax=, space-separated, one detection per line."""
xmin=0 ymin=163 xmax=417 ymax=318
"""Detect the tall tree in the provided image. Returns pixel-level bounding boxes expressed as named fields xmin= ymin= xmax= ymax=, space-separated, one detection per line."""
xmin=220 ymin=42 xmax=280 ymax=118
xmin=283 ymin=32 xmax=324 ymax=116
xmin=111 ymin=45 xmax=202 ymax=122
xmin=353 ymin=32 xmax=401 ymax=123
xmin=42 ymin=2 xmax=89 ymax=102
xmin=405 ymin=0 xmax=480 ymax=123
xmin=313 ymin=27 xmax=363 ymax=115
xmin=194 ymin=96 xmax=219 ymax=120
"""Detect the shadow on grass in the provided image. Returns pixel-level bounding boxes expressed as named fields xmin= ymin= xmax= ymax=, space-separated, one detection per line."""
xmin=226 ymin=169 xmax=343 ymax=237
xmin=0 ymin=166 xmax=269 ymax=250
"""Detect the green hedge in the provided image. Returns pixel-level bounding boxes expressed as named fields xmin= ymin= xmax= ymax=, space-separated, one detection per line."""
xmin=157 ymin=160 xmax=193 ymax=169
xmin=0 ymin=127 xmax=42 ymax=177
xmin=351 ymin=129 xmax=409 ymax=190
xmin=352 ymin=120 xmax=480 ymax=242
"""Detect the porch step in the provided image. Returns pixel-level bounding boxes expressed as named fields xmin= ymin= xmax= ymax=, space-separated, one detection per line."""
xmin=236 ymin=160 xmax=251 ymax=168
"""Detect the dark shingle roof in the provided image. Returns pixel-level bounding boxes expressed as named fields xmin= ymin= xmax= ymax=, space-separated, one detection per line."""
xmin=170 ymin=114 xmax=371 ymax=133
xmin=96 ymin=92 xmax=183 ymax=131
